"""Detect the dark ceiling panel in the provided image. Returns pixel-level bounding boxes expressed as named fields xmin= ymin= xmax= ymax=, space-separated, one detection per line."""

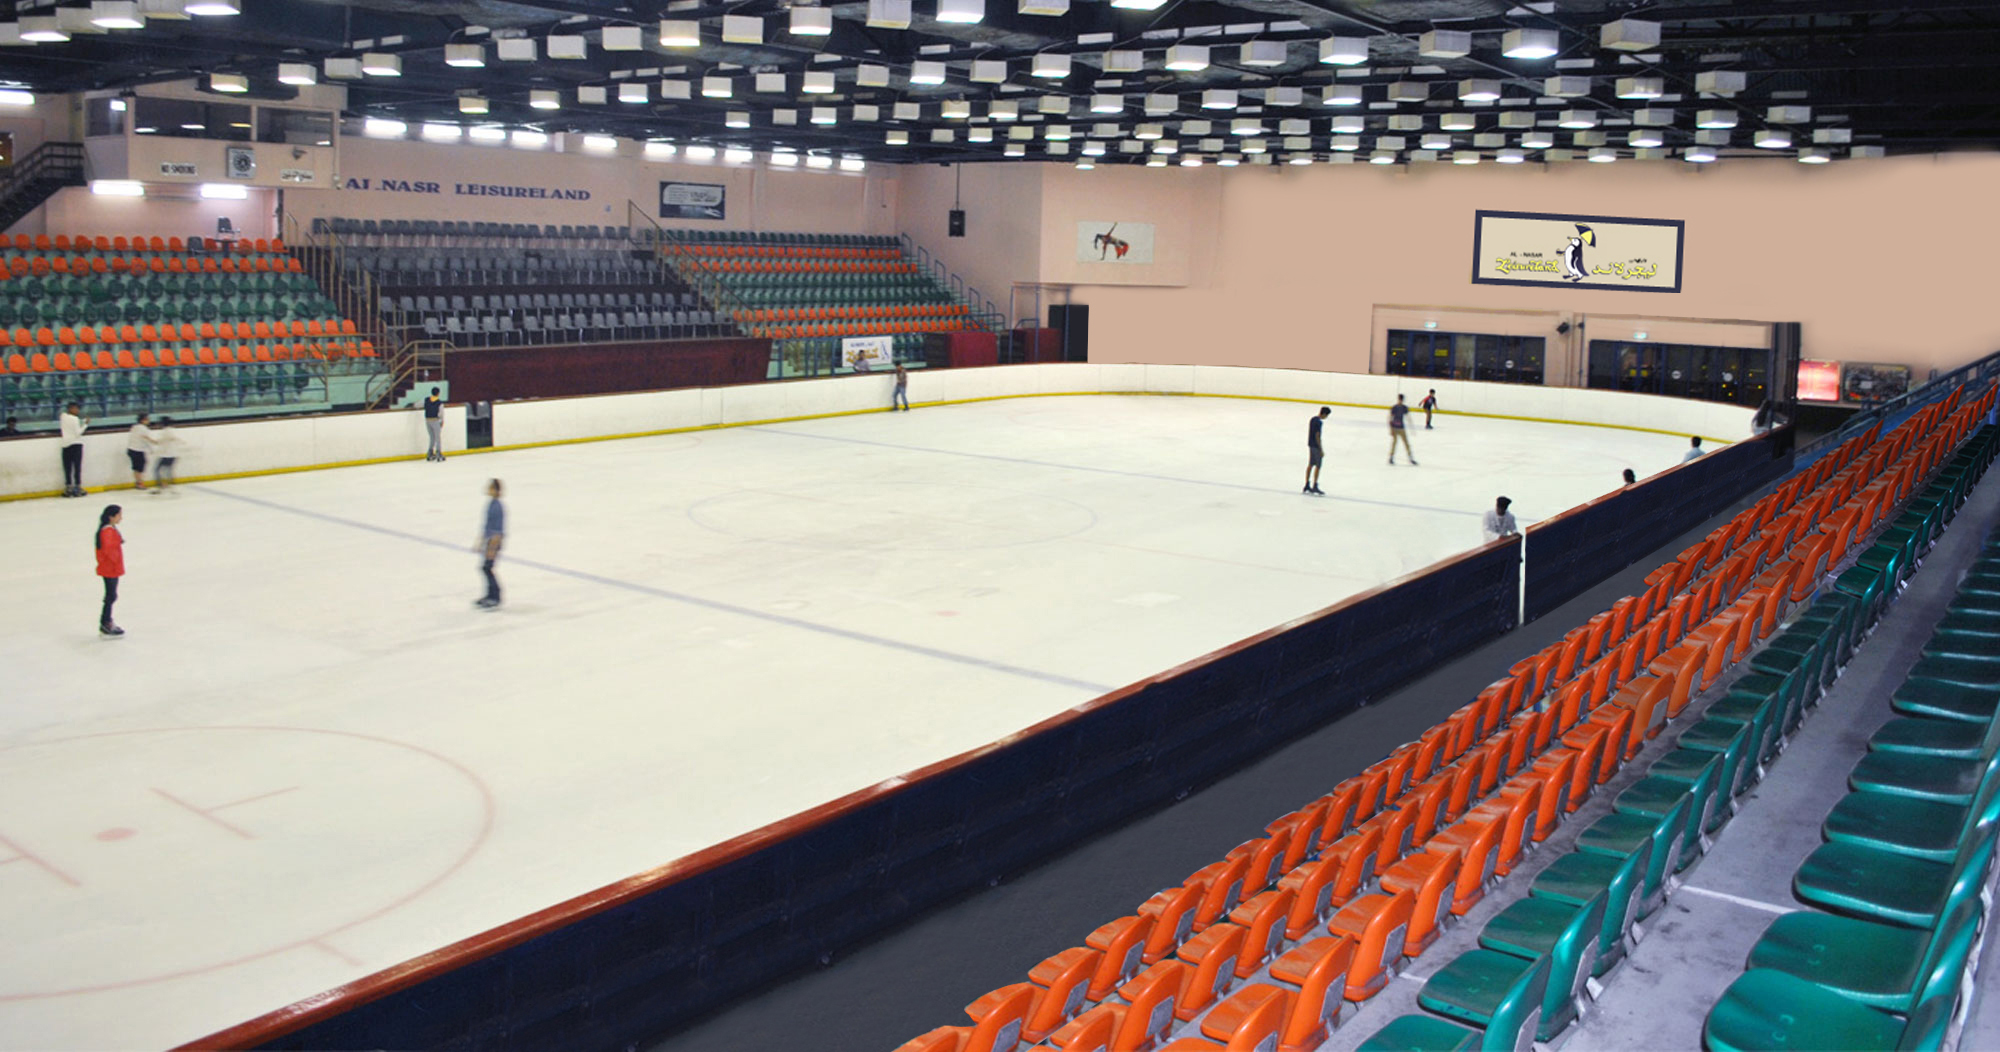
xmin=1 ymin=0 xmax=1995 ymax=165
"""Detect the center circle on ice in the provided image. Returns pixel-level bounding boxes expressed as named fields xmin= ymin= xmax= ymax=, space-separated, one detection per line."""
xmin=686 ymin=481 xmax=1098 ymax=550
xmin=0 ymin=727 xmax=492 ymax=998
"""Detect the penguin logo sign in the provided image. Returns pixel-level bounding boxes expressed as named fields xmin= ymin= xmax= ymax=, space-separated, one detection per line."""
xmin=1472 ymin=210 xmax=1684 ymax=293
xmin=1560 ymin=225 xmax=1595 ymax=282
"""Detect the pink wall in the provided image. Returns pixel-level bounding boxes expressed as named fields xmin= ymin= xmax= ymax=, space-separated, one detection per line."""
xmin=894 ymin=162 xmax=1043 ymax=320
xmin=1040 ymin=153 xmax=2000 ymax=376
xmin=276 ymin=135 xmax=891 ymax=238
xmin=38 ymin=185 xmax=280 ymax=242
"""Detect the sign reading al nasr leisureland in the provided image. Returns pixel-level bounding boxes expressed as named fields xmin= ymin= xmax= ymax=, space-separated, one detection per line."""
xmin=1472 ymin=210 xmax=1684 ymax=294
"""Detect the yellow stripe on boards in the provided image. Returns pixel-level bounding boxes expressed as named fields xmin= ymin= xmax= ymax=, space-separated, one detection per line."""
xmin=0 ymin=388 xmax=1734 ymax=502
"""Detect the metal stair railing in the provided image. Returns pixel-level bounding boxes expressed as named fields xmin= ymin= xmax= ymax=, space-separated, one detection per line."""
xmin=0 ymin=142 xmax=87 ymax=231
xmin=900 ymin=233 xmax=1001 ymax=332
xmin=285 ymin=213 xmax=402 ymax=402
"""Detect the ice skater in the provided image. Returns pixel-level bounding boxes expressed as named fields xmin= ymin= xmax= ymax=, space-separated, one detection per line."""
xmin=59 ymin=401 xmax=87 ymax=497
xmin=149 ymin=417 xmax=181 ymax=493
xmin=423 ymin=387 xmax=445 ymax=462
xmin=1388 ymin=395 xmax=1417 ymax=465
xmin=95 ymin=504 xmax=125 ymax=636
xmin=475 ymin=478 xmax=505 ymax=609
xmin=1304 ymin=406 xmax=1330 ymax=494
xmin=892 ymin=364 xmax=911 ymax=412
xmin=1482 ymin=496 xmax=1519 ymax=544
xmin=126 ymin=413 xmax=152 ymax=491
xmin=1420 ymin=389 xmax=1438 ymax=429
xmin=1683 ymin=435 xmax=1705 ymax=462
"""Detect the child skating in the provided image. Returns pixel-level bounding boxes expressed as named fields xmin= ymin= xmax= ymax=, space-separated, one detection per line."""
xmin=95 ymin=504 xmax=125 ymax=636
xmin=475 ymin=479 xmax=506 ymax=609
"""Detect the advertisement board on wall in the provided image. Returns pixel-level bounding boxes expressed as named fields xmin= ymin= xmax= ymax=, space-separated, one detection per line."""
xmin=841 ymin=335 xmax=893 ymax=371
xmin=660 ymin=181 xmax=726 ymax=220
xmin=1075 ymin=221 xmax=1156 ymax=264
xmin=1472 ymin=210 xmax=1684 ymax=293
xmin=1797 ymin=359 xmax=1841 ymax=402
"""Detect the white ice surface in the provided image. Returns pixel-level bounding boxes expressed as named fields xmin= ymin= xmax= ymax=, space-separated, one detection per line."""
xmin=0 ymin=395 xmax=1699 ymax=1050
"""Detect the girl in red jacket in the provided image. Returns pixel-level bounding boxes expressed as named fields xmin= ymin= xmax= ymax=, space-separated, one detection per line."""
xmin=96 ymin=504 xmax=124 ymax=637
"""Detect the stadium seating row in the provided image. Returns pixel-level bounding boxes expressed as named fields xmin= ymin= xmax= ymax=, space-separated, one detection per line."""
xmin=0 ymin=233 xmax=375 ymax=421
xmin=4 ymin=233 xmax=285 ymax=254
xmin=886 ymin=386 xmax=1996 ymax=1052
xmin=1702 ymin=432 xmax=2000 ymax=1052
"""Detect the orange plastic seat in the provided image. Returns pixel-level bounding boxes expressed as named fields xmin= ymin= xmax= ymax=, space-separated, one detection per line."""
xmin=1135 ymin=883 xmax=1202 ymax=965
xmin=1265 ymin=800 xmax=1329 ymax=873
xmin=1050 ymin=961 xmax=1182 ymax=1051
xmin=1403 ymin=773 xmax=1454 ymax=843
xmin=1378 ymin=844 xmax=1462 ymax=956
xmin=912 ymin=982 xmax=1034 ymax=1052
xmin=1164 ymin=922 xmax=1245 ymax=1019
xmin=1464 ymin=782 xmax=1538 ymax=876
xmin=1161 ymin=991 xmax=1283 ymax=1051
xmin=1181 ymin=858 xmax=1250 ymax=935
xmin=1613 ymin=674 xmax=1675 ymax=744
xmin=1274 ymin=855 xmax=1341 ymax=939
xmin=1325 ymin=888 xmax=1416 ymax=999
xmin=1227 ymin=835 xmax=1288 ymax=900
xmin=1357 ymin=805 xmax=1418 ymax=874
xmin=1224 ymin=889 xmax=1294 ymax=979
xmin=1317 ymin=827 xmax=1382 ymax=909
xmin=1023 ymin=949 xmax=1100 ymax=1039
xmin=1080 ymin=915 xmax=1152 ymax=1001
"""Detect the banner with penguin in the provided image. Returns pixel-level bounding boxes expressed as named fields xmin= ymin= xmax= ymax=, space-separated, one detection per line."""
xmin=1471 ymin=210 xmax=1684 ymax=293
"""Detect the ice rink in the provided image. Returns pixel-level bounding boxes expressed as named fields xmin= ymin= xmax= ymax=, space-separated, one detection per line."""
xmin=0 ymin=394 xmax=1711 ymax=1050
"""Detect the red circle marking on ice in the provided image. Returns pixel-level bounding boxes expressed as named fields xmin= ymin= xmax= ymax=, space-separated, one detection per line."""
xmin=0 ymin=726 xmax=495 ymax=999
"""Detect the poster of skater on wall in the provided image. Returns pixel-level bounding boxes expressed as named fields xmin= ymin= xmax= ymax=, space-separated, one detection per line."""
xmin=1076 ymin=221 xmax=1156 ymax=264
xmin=1472 ymin=210 xmax=1683 ymax=293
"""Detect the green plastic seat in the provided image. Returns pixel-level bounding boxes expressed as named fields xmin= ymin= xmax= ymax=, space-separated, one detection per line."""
xmin=1705 ymin=689 xmax=1782 ymax=766
xmin=1531 ymin=845 xmax=1648 ymax=976
xmin=1892 ymin=678 xmax=2000 ymax=724
xmin=1937 ymin=609 xmax=2000 ymax=638
xmin=1576 ymin=795 xmax=1688 ymax=917
xmin=1745 ymin=895 xmax=1982 ymax=1012
xmin=1614 ymin=775 xmax=1704 ymax=870
xmin=1867 ymin=712 xmax=1993 ymax=759
xmin=1703 ymin=968 xmax=1954 ymax=1052
xmin=1906 ymin=654 xmax=2000 ymax=690
xmin=1792 ymin=826 xmax=1995 ymax=929
xmin=1418 ymin=949 xmax=1550 ymax=1052
xmin=1679 ymin=715 xmax=1755 ymax=800
xmin=1823 ymin=770 xmax=2000 ymax=862
xmin=1849 ymin=745 xmax=1999 ymax=806
xmin=1646 ymin=748 xmax=1729 ymax=837
xmin=1355 ymin=1014 xmax=1481 ymax=1052
xmin=1752 ymin=632 xmax=1832 ymax=700
xmin=1478 ymin=892 xmax=1605 ymax=1039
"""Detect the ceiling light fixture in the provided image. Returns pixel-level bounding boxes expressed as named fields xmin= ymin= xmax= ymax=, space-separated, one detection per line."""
xmin=1501 ymin=28 xmax=1558 ymax=59
xmin=361 ymin=52 xmax=401 ymax=76
xmin=90 ymin=1 xmax=145 ymax=29
xmin=208 ymin=71 xmax=248 ymax=92
xmin=1163 ymin=44 xmax=1209 ymax=71
xmin=183 ymin=0 xmax=239 ymax=14
xmin=277 ymin=61 xmax=317 ymax=85
xmin=936 ymin=0 xmax=984 ymax=23
xmin=790 ymin=7 xmax=833 ymax=34
xmin=529 ymin=88 xmax=560 ymax=109
xmin=1031 ymin=52 xmax=1071 ymax=78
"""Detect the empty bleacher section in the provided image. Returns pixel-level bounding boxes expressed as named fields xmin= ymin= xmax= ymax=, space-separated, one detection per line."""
xmin=305 ymin=219 xmax=729 ymax=349
xmin=652 ymin=228 xmax=998 ymax=376
xmin=0 ymin=233 xmax=382 ymax=425
xmin=885 ymin=381 xmax=1997 ymax=1051
xmin=1701 ymin=435 xmax=1999 ymax=1051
